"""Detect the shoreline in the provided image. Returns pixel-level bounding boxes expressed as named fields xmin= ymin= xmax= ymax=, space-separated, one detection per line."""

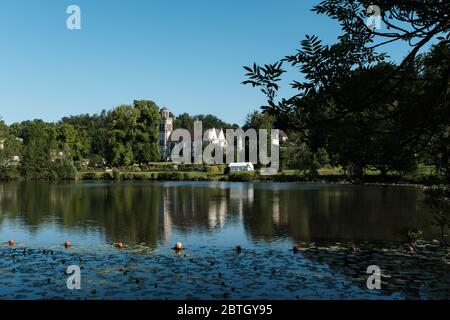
xmin=1 ymin=171 xmax=440 ymax=187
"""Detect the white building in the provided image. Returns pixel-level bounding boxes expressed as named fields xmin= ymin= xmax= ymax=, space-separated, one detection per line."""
xmin=204 ymin=128 xmax=227 ymax=148
xmin=158 ymin=107 xmax=174 ymax=161
xmin=228 ymin=162 xmax=254 ymax=172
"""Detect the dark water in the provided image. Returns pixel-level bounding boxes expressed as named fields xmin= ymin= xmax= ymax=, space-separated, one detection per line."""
xmin=0 ymin=181 xmax=448 ymax=300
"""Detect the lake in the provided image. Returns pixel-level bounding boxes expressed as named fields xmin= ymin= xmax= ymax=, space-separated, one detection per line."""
xmin=0 ymin=181 xmax=448 ymax=299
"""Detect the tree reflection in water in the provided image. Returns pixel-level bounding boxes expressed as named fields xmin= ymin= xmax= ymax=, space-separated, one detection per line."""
xmin=0 ymin=182 xmax=435 ymax=248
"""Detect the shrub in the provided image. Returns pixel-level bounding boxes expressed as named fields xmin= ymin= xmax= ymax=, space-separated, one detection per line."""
xmin=156 ymin=172 xmax=184 ymax=181
xmin=81 ymin=172 xmax=98 ymax=180
xmin=121 ymin=172 xmax=134 ymax=180
xmin=207 ymin=166 xmax=221 ymax=174
xmin=183 ymin=173 xmax=191 ymax=180
xmin=133 ymin=173 xmax=148 ymax=180
xmin=424 ymin=185 xmax=450 ymax=245
xmin=178 ymin=164 xmax=203 ymax=172
xmin=228 ymin=172 xmax=257 ymax=182
xmin=290 ymin=144 xmax=329 ymax=178
xmin=100 ymin=172 xmax=114 ymax=180
xmin=53 ymin=158 xmax=77 ymax=180
xmin=140 ymin=163 xmax=175 ymax=172
xmin=112 ymin=169 xmax=121 ymax=181
xmin=73 ymin=161 xmax=82 ymax=170
xmin=0 ymin=166 xmax=21 ymax=181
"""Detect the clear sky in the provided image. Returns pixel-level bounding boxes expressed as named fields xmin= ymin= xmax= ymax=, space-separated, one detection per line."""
xmin=0 ymin=0 xmax=416 ymax=126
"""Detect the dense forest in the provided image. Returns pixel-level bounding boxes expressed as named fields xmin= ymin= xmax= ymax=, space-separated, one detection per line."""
xmin=0 ymin=100 xmax=241 ymax=180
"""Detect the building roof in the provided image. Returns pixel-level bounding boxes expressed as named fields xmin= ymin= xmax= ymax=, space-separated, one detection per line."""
xmin=228 ymin=162 xmax=254 ymax=167
xmin=204 ymin=128 xmax=228 ymax=143
xmin=217 ymin=129 xmax=225 ymax=141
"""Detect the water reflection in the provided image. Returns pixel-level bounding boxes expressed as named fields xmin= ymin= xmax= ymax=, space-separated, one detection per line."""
xmin=0 ymin=181 xmax=435 ymax=248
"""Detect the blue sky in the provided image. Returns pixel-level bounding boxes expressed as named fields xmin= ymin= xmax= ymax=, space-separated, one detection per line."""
xmin=0 ymin=0 xmax=418 ymax=126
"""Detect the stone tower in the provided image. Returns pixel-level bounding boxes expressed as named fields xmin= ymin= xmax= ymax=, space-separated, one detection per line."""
xmin=158 ymin=107 xmax=173 ymax=161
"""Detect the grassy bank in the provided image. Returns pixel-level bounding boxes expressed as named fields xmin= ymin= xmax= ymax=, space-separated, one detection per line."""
xmin=76 ymin=165 xmax=443 ymax=185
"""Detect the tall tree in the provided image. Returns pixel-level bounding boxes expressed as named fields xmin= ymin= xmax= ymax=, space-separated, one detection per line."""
xmin=243 ymin=0 xmax=449 ymax=178
xmin=133 ymin=100 xmax=161 ymax=164
xmin=105 ymin=101 xmax=161 ymax=166
xmin=21 ymin=120 xmax=56 ymax=180
xmin=0 ymin=119 xmax=22 ymax=180
xmin=56 ymin=123 xmax=90 ymax=161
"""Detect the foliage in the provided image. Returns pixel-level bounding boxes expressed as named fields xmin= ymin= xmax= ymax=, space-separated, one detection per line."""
xmin=228 ymin=172 xmax=257 ymax=182
xmin=0 ymin=121 xmax=22 ymax=180
xmin=56 ymin=123 xmax=90 ymax=161
xmin=52 ymin=158 xmax=78 ymax=180
xmin=290 ymin=144 xmax=330 ymax=178
xmin=156 ymin=172 xmax=184 ymax=181
xmin=81 ymin=172 xmax=99 ymax=180
xmin=20 ymin=120 xmax=56 ymax=180
xmin=243 ymin=111 xmax=275 ymax=131
xmin=424 ymin=186 xmax=450 ymax=245
xmin=206 ymin=165 xmax=221 ymax=174
xmin=112 ymin=169 xmax=121 ymax=181
xmin=100 ymin=172 xmax=114 ymax=181
xmin=173 ymin=113 xmax=239 ymax=134
xmin=243 ymin=0 xmax=450 ymax=179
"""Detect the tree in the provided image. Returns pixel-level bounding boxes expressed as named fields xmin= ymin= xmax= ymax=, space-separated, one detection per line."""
xmin=290 ymin=144 xmax=329 ymax=178
xmin=243 ymin=111 xmax=274 ymax=131
xmin=56 ymin=123 xmax=90 ymax=161
xmin=243 ymin=0 xmax=449 ymax=179
xmin=60 ymin=112 xmax=108 ymax=159
xmin=173 ymin=113 xmax=195 ymax=134
xmin=132 ymin=100 xmax=161 ymax=164
xmin=52 ymin=158 xmax=77 ymax=180
xmin=420 ymin=43 xmax=450 ymax=182
xmin=0 ymin=118 xmax=7 ymax=138
xmin=21 ymin=120 xmax=57 ymax=180
xmin=105 ymin=101 xmax=161 ymax=166
xmin=424 ymin=186 xmax=450 ymax=245
xmin=0 ymin=119 xmax=22 ymax=180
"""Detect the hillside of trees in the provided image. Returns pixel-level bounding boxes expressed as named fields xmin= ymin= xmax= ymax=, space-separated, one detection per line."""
xmin=0 ymin=100 xmax=239 ymax=180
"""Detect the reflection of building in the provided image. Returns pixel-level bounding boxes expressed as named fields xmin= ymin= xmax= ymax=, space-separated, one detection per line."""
xmin=159 ymin=185 xmax=173 ymax=244
xmin=272 ymin=190 xmax=280 ymax=225
xmin=208 ymin=197 xmax=227 ymax=229
xmin=229 ymin=185 xmax=254 ymax=217
xmin=158 ymin=107 xmax=174 ymax=161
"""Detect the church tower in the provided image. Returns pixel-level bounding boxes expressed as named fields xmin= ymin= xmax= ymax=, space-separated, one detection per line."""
xmin=159 ymin=107 xmax=173 ymax=160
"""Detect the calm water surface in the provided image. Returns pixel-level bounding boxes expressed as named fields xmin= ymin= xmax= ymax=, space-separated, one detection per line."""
xmin=0 ymin=181 xmax=437 ymax=247
xmin=0 ymin=181 xmax=448 ymax=300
